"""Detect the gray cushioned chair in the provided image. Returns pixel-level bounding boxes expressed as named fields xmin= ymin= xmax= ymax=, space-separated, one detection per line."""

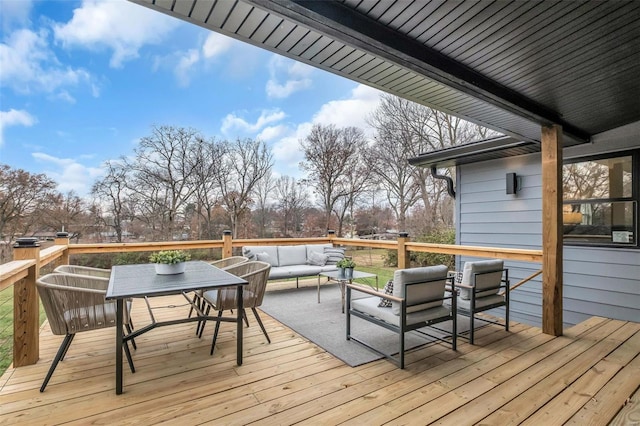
xmin=199 ymin=260 xmax=271 ymax=355
xmin=346 ymin=265 xmax=456 ymax=369
xmin=454 ymin=259 xmax=510 ymax=344
xmin=36 ymin=273 xmax=135 ymax=392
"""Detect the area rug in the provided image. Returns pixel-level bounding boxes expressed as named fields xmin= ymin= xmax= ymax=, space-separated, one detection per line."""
xmin=260 ymin=285 xmax=473 ymax=367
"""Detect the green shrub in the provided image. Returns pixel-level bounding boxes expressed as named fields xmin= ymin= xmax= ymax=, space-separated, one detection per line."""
xmin=382 ymin=228 xmax=456 ymax=269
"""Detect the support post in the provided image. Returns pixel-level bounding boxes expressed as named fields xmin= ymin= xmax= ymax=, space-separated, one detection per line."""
xmin=12 ymin=238 xmax=41 ymax=367
xmin=397 ymin=232 xmax=410 ymax=269
xmin=54 ymin=231 xmax=70 ymax=267
xmin=222 ymin=230 xmax=233 ymax=259
xmin=541 ymin=124 xmax=563 ymax=336
xmin=327 ymin=230 xmax=336 ymax=245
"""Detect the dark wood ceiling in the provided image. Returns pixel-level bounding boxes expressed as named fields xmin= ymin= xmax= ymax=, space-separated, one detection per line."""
xmin=132 ymin=0 xmax=640 ymax=147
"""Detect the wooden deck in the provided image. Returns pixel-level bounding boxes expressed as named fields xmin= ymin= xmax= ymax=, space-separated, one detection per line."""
xmin=1 ymin=283 xmax=639 ymax=425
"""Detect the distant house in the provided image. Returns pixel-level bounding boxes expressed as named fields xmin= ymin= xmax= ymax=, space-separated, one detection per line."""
xmin=409 ymin=122 xmax=640 ymax=327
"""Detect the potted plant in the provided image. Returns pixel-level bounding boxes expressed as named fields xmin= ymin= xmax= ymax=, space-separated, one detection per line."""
xmin=149 ymin=250 xmax=191 ymax=275
xmin=336 ymin=257 xmax=356 ymax=279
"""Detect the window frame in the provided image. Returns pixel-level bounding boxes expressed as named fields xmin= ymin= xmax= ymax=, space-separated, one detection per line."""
xmin=562 ymin=149 xmax=639 ymax=249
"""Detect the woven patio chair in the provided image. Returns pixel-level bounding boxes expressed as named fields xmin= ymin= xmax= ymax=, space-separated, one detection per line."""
xmin=36 ymin=273 xmax=136 ymax=392
xmin=198 ymin=260 xmax=271 ymax=355
xmin=188 ymin=256 xmax=249 ymax=318
xmin=54 ymin=264 xmax=111 ymax=279
xmin=54 ymin=264 xmax=137 ymax=348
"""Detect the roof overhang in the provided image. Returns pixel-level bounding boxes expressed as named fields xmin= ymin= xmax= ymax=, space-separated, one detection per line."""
xmin=408 ymin=136 xmax=538 ymax=169
xmin=130 ymin=0 xmax=640 ymax=148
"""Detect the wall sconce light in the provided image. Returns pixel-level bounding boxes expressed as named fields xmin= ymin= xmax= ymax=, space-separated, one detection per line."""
xmin=506 ymin=172 xmax=520 ymax=194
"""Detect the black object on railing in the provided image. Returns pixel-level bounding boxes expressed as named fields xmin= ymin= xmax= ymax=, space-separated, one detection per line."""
xmin=399 ymin=232 xmax=409 ymax=238
xmin=55 ymin=232 xmax=69 ymax=238
xmin=13 ymin=237 xmax=40 ymax=248
xmin=223 ymin=230 xmax=232 ymax=235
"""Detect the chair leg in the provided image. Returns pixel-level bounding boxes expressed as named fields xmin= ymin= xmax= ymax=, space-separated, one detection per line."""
xmin=125 ymin=323 xmax=137 ymax=350
xmin=41 ymin=334 xmax=74 ymax=392
xmin=58 ymin=332 xmax=75 ymax=362
xmin=469 ymin=314 xmax=475 ymax=345
xmin=123 ymin=337 xmax=136 ymax=374
xmin=198 ymin=305 xmax=211 ymax=338
xmin=210 ymin=311 xmax=224 ymax=355
xmin=243 ymin=309 xmax=250 ymax=327
xmin=252 ymin=307 xmax=270 ymax=343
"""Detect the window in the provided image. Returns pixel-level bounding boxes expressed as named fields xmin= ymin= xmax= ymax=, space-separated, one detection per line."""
xmin=563 ymin=151 xmax=638 ymax=247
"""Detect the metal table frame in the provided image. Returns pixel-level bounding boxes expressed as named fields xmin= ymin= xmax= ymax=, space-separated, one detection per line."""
xmin=106 ymin=261 xmax=247 ymax=395
xmin=317 ymin=270 xmax=378 ymax=313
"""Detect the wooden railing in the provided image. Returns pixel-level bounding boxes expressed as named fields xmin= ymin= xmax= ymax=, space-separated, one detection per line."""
xmin=0 ymin=231 xmax=542 ymax=370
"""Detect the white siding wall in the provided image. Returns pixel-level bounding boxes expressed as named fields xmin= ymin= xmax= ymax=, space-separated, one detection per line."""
xmin=456 ymin=121 xmax=640 ymax=327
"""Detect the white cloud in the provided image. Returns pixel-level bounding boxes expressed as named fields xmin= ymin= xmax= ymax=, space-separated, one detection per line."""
xmin=202 ymin=32 xmax=233 ymax=59
xmin=174 ymin=48 xmax=200 ymax=87
xmin=0 ymin=109 xmax=37 ymax=146
xmin=1 ymin=0 xmax=33 ymax=31
xmin=266 ymin=55 xmax=313 ymax=99
xmin=221 ymin=109 xmax=287 ymax=135
xmin=0 ymin=28 xmax=92 ymax=95
xmin=53 ymin=0 xmax=179 ymax=68
xmin=312 ymin=84 xmax=382 ymax=136
xmin=32 ymin=152 xmax=103 ymax=195
xmin=268 ymin=84 xmax=382 ymax=177
xmin=257 ymin=125 xmax=288 ymax=142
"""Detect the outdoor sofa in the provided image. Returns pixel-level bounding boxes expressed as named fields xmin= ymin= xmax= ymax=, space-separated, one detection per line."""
xmin=242 ymin=243 xmax=342 ymax=286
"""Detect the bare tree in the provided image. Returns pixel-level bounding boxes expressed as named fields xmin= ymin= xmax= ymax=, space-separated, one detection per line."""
xmin=188 ymin=137 xmax=226 ymax=239
xmin=274 ymin=175 xmax=308 ymax=236
xmin=124 ymin=125 xmax=201 ymax=240
xmin=368 ymin=94 xmax=495 ymax=232
xmin=212 ymin=138 xmax=273 ymax=238
xmin=91 ymin=160 xmax=131 ymax=242
xmin=253 ymin=170 xmax=276 ymax=238
xmin=0 ymin=164 xmax=58 ymax=241
xmin=39 ymin=191 xmax=89 ymax=241
xmin=300 ymin=124 xmax=367 ymax=235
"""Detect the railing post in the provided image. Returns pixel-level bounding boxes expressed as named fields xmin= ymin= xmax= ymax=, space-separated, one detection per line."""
xmin=222 ymin=230 xmax=233 ymax=258
xmin=327 ymin=230 xmax=336 ymax=246
xmin=54 ymin=231 xmax=70 ymax=267
xmin=397 ymin=232 xmax=410 ymax=269
xmin=12 ymin=237 xmax=41 ymax=367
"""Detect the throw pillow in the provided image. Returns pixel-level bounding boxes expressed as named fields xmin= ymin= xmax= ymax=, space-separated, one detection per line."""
xmin=307 ymin=251 xmax=328 ymax=266
xmin=324 ymin=247 xmax=345 ymax=264
xmin=242 ymin=248 xmax=256 ymax=261
xmin=378 ymin=279 xmax=394 ymax=307
xmin=256 ymin=252 xmax=271 ymax=264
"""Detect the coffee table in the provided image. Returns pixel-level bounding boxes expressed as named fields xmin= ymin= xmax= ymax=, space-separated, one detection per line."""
xmin=318 ymin=270 xmax=378 ymax=313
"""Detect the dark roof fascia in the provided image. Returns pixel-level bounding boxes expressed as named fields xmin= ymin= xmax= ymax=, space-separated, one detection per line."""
xmin=408 ymin=136 xmax=538 ymax=169
xmin=248 ymin=0 xmax=590 ymax=144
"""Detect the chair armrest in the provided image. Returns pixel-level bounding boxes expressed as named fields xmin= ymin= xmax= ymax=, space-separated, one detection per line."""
xmin=38 ymin=282 xmax=107 ymax=296
xmin=455 ymin=283 xmax=474 ymax=289
xmin=346 ymin=283 xmax=403 ymax=303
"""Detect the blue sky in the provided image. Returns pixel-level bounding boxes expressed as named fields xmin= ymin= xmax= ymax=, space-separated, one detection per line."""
xmin=0 ymin=0 xmax=383 ymax=196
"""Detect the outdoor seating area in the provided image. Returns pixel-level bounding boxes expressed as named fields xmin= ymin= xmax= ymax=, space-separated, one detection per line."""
xmin=0 ymin=279 xmax=638 ymax=424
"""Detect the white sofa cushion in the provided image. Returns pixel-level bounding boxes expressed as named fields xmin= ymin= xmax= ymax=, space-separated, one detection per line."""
xmin=278 ymin=245 xmax=308 ymax=266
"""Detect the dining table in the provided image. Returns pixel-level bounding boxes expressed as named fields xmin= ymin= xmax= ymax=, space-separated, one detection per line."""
xmin=106 ymin=261 xmax=248 ymax=395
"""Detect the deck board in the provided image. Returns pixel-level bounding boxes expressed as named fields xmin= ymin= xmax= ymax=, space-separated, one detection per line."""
xmin=0 ymin=289 xmax=638 ymax=425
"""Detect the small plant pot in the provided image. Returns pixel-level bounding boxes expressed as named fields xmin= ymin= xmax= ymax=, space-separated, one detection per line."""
xmin=345 ymin=267 xmax=354 ymax=279
xmin=155 ymin=262 xmax=186 ymax=275
xmin=338 ymin=267 xmax=346 ymax=278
